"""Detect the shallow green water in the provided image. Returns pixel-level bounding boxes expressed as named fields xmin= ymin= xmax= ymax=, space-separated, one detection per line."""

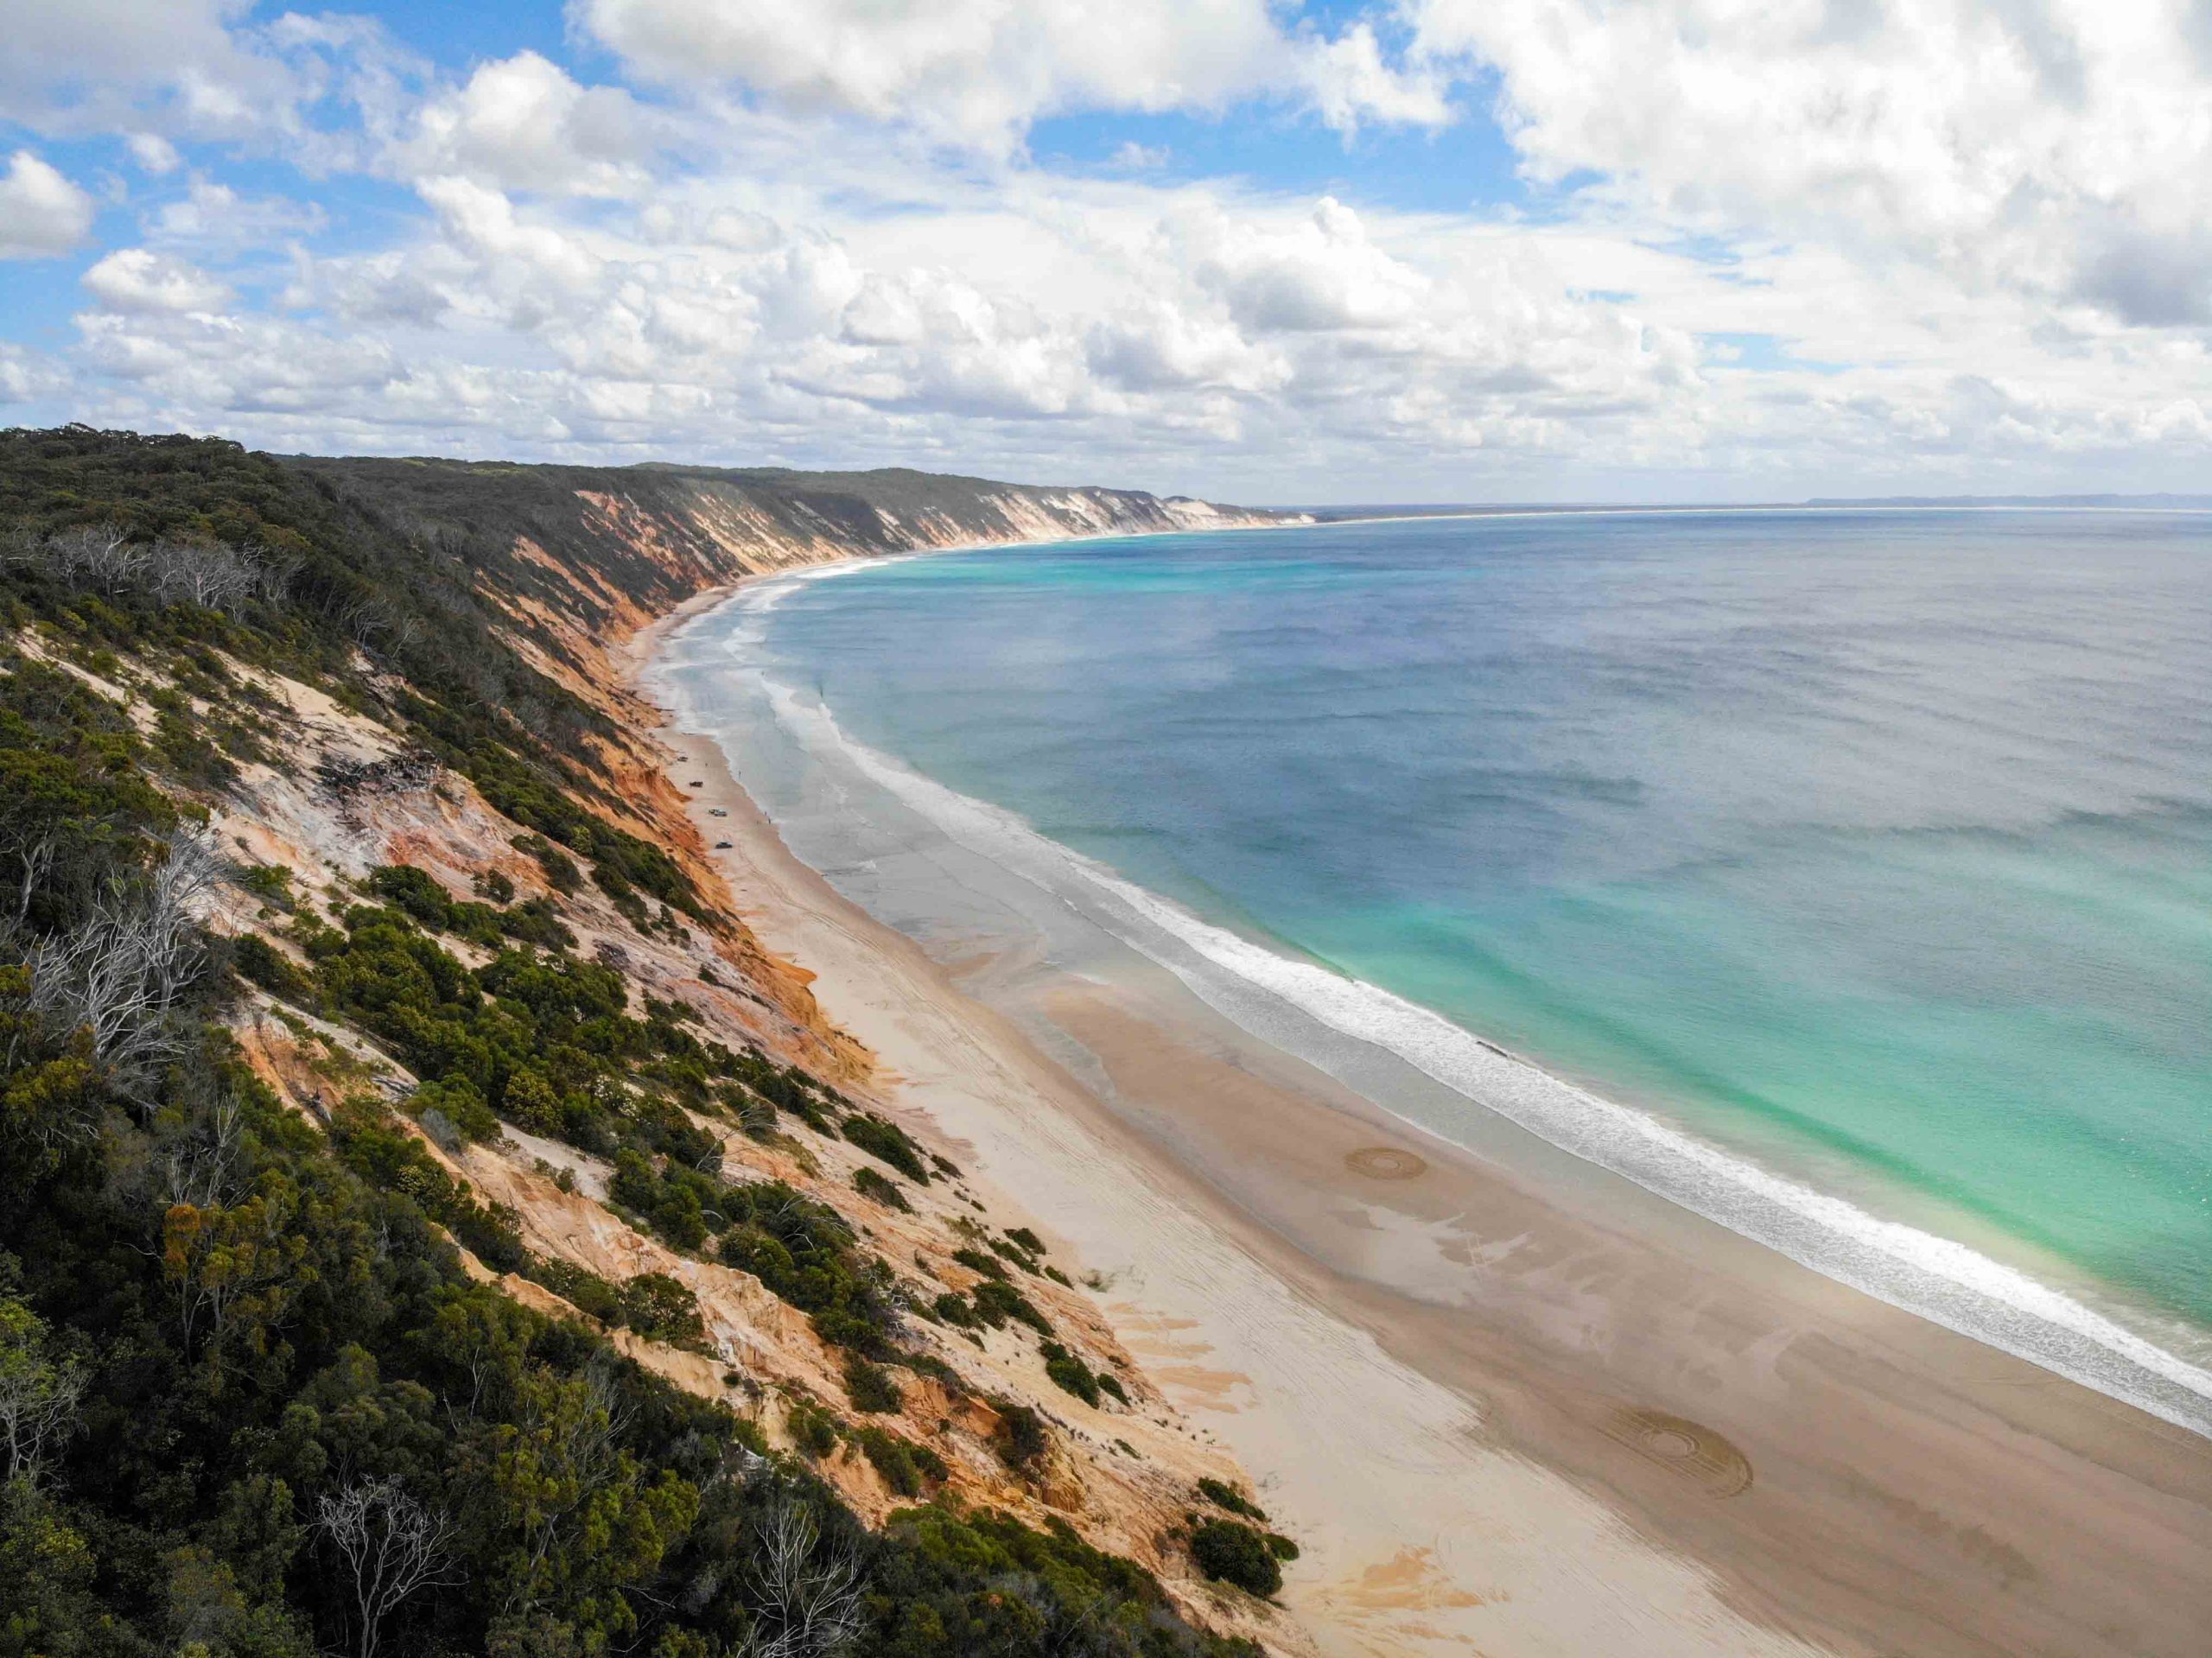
xmin=698 ymin=507 xmax=2212 ymax=1418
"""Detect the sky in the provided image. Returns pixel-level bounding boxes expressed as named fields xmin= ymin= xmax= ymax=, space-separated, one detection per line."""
xmin=3 ymin=1 xmax=2211 ymax=503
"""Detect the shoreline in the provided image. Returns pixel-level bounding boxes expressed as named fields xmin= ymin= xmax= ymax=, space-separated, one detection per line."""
xmin=626 ymin=567 xmax=2212 ymax=1657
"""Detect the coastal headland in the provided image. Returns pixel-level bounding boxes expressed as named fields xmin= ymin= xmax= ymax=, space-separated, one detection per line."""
xmin=10 ymin=429 xmax=2201 ymax=1658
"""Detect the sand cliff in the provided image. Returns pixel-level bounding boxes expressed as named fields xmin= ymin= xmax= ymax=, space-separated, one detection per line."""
xmin=147 ymin=469 xmax=1318 ymax=1650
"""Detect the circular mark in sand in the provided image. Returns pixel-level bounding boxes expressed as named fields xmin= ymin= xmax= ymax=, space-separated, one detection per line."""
xmin=1346 ymin=1146 xmax=1428 ymax=1180
xmin=1603 ymin=1407 xmax=1754 ymax=1498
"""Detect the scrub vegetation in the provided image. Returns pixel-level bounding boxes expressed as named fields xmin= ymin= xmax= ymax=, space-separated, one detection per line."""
xmin=0 ymin=426 xmax=1274 ymax=1658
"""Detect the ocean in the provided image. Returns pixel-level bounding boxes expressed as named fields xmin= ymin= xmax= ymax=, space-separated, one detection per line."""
xmin=652 ymin=508 xmax=2212 ymax=1432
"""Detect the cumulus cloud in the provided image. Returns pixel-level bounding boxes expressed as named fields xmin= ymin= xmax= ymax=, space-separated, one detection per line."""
xmin=0 ymin=149 xmax=96 ymax=258
xmin=574 ymin=0 xmax=1451 ymax=151
xmin=3 ymin=0 xmax=2209 ymax=495
xmin=82 ymin=247 xmax=231 ymax=313
xmin=403 ymin=52 xmax=654 ymax=197
xmin=1408 ymin=0 xmax=2212 ymax=324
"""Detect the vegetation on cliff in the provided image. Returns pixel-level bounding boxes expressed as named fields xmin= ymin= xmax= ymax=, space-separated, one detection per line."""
xmin=0 ymin=427 xmax=1276 ymax=1657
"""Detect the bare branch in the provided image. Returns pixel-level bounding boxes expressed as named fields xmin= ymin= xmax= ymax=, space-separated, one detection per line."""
xmin=315 ymin=1477 xmax=456 ymax=1658
xmin=741 ymin=1490 xmax=863 ymax=1658
xmin=0 ymin=1301 xmax=86 ymax=1490
xmin=20 ymin=828 xmax=218 ymax=1101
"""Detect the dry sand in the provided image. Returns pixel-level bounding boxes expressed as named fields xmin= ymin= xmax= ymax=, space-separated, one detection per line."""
xmin=626 ymin=587 xmax=2212 ymax=1658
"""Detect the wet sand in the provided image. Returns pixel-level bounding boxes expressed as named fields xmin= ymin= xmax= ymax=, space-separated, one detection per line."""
xmin=629 ymin=585 xmax=2212 ymax=1658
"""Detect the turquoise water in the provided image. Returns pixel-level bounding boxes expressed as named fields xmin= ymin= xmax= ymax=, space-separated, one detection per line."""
xmin=683 ymin=509 xmax=2212 ymax=1423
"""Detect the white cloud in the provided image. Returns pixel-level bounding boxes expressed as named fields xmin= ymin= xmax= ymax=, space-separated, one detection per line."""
xmin=0 ymin=149 xmax=96 ymax=258
xmin=82 ymin=247 xmax=231 ymax=312
xmin=0 ymin=343 xmax=65 ymax=405
xmin=7 ymin=0 xmax=2212 ymax=496
xmin=1408 ymin=0 xmax=2212 ymax=324
xmin=574 ymin=0 xmax=1450 ymax=151
xmin=0 ymin=0 xmax=292 ymax=137
xmin=149 ymin=176 xmax=324 ymax=251
xmin=403 ymin=52 xmax=653 ymax=197
xmin=127 ymin=133 xmax=182 ymax=175
xmin=1189 ymin=197 xmax=1429 ymax=332
xmin=1303 ymin=23 xmax=1453 ymax=132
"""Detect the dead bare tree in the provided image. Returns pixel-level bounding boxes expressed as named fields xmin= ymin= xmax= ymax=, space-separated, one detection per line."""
xmin=741 ymin=1490 xmax=863 ymax=1658
xmin=145 ymin=539 xmax=258 ymax=613
xmin=315 ymin=1477 xmax=456 ymax=1658
xmin=8 ymin=832 xmax=55 ymax=930
xmin=6 ymin=524 xmax=276 ymax=617
xmin=19 ymin=828 xmax=219 ymax=1099
xmin=5 ymin=524 xmax=143 ymax=592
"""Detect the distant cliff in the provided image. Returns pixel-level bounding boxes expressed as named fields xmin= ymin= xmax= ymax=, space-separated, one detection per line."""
xmin=283 ymin=450 xmax=1305 ymax=626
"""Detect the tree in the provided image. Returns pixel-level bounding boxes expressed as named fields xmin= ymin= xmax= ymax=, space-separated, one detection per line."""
xmin=315 ymin=1477 xmax=455 ymax=1658
xmin=741 ymin=1490 xmax=861 ymax=1658
xmin=0 ymin=1295 xmax=85 ymax=1490
xmin=20 ymin=828 xmax=219 ymax=1099
xmin=1189 ymin=1519 xmax=1281 ymax=1598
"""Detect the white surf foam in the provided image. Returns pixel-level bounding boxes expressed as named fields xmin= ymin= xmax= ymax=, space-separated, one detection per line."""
xmin=680 ymin=571 xmax=2212 ymax=1439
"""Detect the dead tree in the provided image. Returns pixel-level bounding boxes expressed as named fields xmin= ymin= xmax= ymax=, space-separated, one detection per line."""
xmin=5 ymin=524 xmax=275 ymax=616
xmin=315 ymin=1477 xmax=456 ymax=1658
xmin=741 ymin=1491 xmax=863 ymax=1658
xmin=20 ymin=828 xmax=219 ymax=1099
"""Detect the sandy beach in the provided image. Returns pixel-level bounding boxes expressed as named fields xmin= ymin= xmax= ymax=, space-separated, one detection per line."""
xmin=626 ymin=580 xmax=2212 ymax=1658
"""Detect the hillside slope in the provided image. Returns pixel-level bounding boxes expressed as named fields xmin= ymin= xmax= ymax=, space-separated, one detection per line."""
xmin=0 ymin=426 xmax=1308 ymax=1658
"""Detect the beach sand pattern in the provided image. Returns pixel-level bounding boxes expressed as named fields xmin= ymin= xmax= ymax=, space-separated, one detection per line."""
xmin=1347 ymin=1147 xmax=1428 ymax=1180
xmin=1603 ymin=1408 xmax=1756 ymax=1498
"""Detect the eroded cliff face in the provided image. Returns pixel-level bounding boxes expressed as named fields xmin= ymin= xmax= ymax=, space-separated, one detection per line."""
xmin=163 ymin=462 xmax=1311 ymax=1648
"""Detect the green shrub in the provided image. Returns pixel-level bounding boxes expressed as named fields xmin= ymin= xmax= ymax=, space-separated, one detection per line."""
xmin=619 ymin=1272 xmax=705 ymax=1346
xmin=852 ymin=1426 xmax=946 ymax=1497
xmin=786 ymin=1400 xmax=841 ymax=1459
xmin=512 ymin=831 xmax=580 ymax=893
xmin=842 ymin=1114 xmax=931 ymax=1183
xmin=971 ymin=1279 xmax=1052 ymax=1337
xmin=1197 ymin=1477 xmax=1268 ymax=1521
xmin=524 ymin=1254 xmax=626 ymax=1324
xmin=1003 ymin=1226 xmax=1044 ymax=1255
xmin=843 ymin=1357 xmax=902 ymax=1413
xmin=609 ymin=1149 xmax=709 ymax=1251
xmin=992 ymin=1401 xmax=1049 ymax=1470
xmin=714 ymin=1182 xmax=902 ymax=1358
xmin=1041 ymin=1342 xmax=1102 ymax=1407
xmin=853 ymin=1166 xmax=911 ymax=1211
xmin=1190 ymin=1520 xmax=1282 ymax=1597
xmin=236 ymin=862 xmax=296 ymax=911
xmin=950 ymin=1246 xmax=1006 ymax=1281
xmin=366 ymin=862 xmax=455 ymax=929
xmin=411 ymin=1073 xmax=500 ymax=1142
xmin=988 ymin=1236 xmax=1039 ymax=1274
xmin=232 ymin=932 xmax=318 ymax=1006
xmin=931 ymin=1291 xmax=979 ymax=1329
